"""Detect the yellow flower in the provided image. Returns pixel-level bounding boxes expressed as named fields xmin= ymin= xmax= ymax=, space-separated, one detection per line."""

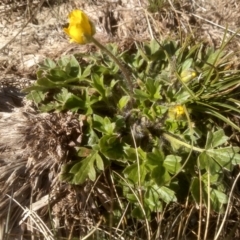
xmin=64 ymin=10 xmax=95 ymax=44
xmin=180 ymin=69 xmax=197 ymax=83
xmin=168 ymin=105 xmax=185 ymax=120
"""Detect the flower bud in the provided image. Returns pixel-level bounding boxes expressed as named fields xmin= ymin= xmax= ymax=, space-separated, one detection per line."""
xmin=180 ymin=69 xmax=197 ymax=83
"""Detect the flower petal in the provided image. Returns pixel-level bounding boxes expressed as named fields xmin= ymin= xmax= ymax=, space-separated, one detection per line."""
xmin=63 ymin=9 xmax=95 ymax=45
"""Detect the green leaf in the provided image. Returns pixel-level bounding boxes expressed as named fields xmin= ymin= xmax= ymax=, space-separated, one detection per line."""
xmin=124 ymin=147 xmax=138 ymax=162
xmin=204 ymin=108 xmax=240 ymax=131
xmin=114 ymin=115 xmax=126 ymax=130
xmin=136 ymin=147 xmax=147 ymax=162
xmin=118 ymin=96 xmax=130 ymax=111
xmin=146 ymin=149 xmax=165 ymax=166
xmin=93 ymin=115 xmax=115 ymax=134
xmin=88 ymin=163 xmax=96 ymax=181
xmin=134 ymin=89 xmax=150 ymax=100
xmin=58 ymin=55 xmax=80 ymax=77
xmin=155 ymin=186 xmax=177 ymax=203
xmin=199 ymin=151 xmax=221 ymax=174
xmin=96 ymin=153 xmax=104 ymax=171
xmin=60 ymin=162 xmax=76 ymax=182
xmin=23 ymin=85 xmax=53 ymax=92
xmin=37 ymin=77 xmax=60 ymax=87
xmin=201 ymin=172 xmax=220 ymax=185
xmin=181 ymin=58 xmax=193 ymax=70
xmin=39 ymin=102 xmax=61 ymax=112
xmin=175 ymin=88 xmax=191 ymax=102
xmin=58 ymin=55 xmax=70 ymax=67
xmin=206 ymin=49 xmax=223 ymax=66
xmin=54 ymin=88 xmax=71 ymax=103
xmin=211 ymin=129 xmax=229 ymax=148
xmin=205 ymin=130 xmax=229 ymax=149
xmin=47 ymin=68 xmax=69 ymax=81
xmin=124 ymin=191 xmax=137 ymax=203
xmin=67 ymin=56 xmax=80 ymax=77
xmin=150 ymin=39 xmax=161 ymax=55
xmin=190 ymin=177 xmax=201 ymax=203
xmin=206 ymin=147 xmax=240 ymax=170
xmin=41 ymin=58 xmax=56 ymax=69
xmin=205 ymin=131 xmax=213 ymax=149
xmin=212 ymin=101 xmax=240 ymax=115
xmin=103 ymin=117 xmax=116 ymax=135
xmin=91 ymin=74 xmax=106 ymax=98
xmin=132 ymin=206 xmax=150 ymax=220
xmin=209 ymin=189 xmax=228 ymax=211
xmin=123 ymin=163 xmax=148 ymax=183
xmin=93 ymin=114 xmax=104 ymax=126
xmin=145 ymin=186 xmax=163 ymax=212
xmin=145 ymin=78 xmax=156 ymax=96
xmin=163 ymin=155 xmax=181 ymax=174
xmin=63 ymin=93 xmax=86 ymax=112
xmin=152 ymin=166 xmax=171 ymax=185
xmin=93 ymin=115 xmax=106 ymax=133
xmin=77 ymin=147 xmax=93 ymax=157
xmin=88 ymin=129 xmax=99 ymax=146
xmin=26 ymin=90 xmax=46 ymax=104
xmin=99 ymin=135 xmax=124 ymax=160
xmin=80 ymin=64 xmax=92 ymax=79
xmin=163 ymin=131 xmax=183 ymax=150
xmin=145 ymin=78 xmax=162 ymax=100
xmin=70 ymin=152 xmax=97 ymax=184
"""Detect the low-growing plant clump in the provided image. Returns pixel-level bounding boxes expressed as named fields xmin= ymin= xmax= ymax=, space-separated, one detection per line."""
xmin=23 ymin=14 xmax=240 ymax=238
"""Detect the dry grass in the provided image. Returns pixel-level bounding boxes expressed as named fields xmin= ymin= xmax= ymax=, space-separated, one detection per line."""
xmin=0 ymin=0 xmax=239 ymax=83
xmin=1 ymin=0 xmax=240 ymax=239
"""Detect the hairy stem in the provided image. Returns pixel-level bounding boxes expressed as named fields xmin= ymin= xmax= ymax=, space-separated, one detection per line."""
xmin=89 ymin=36 xmax=134 ymax=96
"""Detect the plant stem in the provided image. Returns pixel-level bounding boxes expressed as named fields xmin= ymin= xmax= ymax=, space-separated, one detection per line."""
xmin=89 ymin=36 xmax=134 ymax=95
xmin=163 ymin=133 xmax=203 ymax=152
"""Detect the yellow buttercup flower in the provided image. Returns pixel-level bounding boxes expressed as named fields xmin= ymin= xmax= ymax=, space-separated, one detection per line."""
xmin=64 ymin=10 xmax=95 ymax=44
xmin=168 ymin=105 xmax=185 ymax=120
